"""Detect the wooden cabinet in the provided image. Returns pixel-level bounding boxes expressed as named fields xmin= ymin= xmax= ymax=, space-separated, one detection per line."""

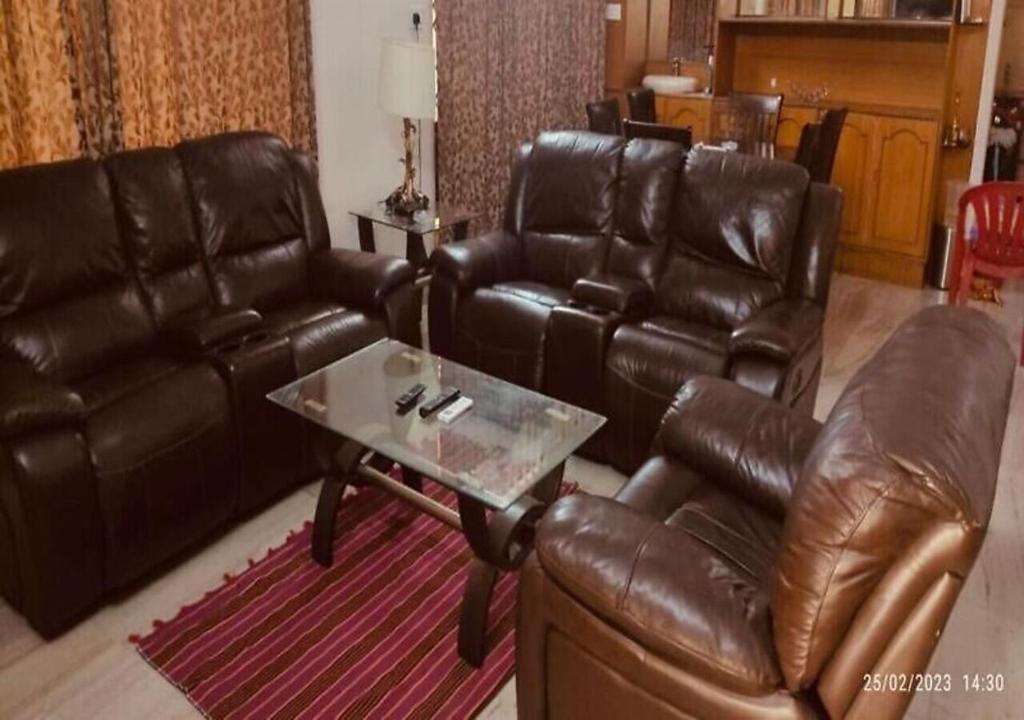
xmin=833 ymin=114 xmax=940 ymax=286
xmin=657 ymin=96 xmax=712 ymax=142
xmin=776 ymin=107 xmax=819 ymax=156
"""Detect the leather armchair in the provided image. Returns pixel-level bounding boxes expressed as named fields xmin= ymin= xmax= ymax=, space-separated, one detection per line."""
xmin=518 ymin=306 xmax=1014 ymax=720
xmin=430 ymin=130 xmax=840 ymax=473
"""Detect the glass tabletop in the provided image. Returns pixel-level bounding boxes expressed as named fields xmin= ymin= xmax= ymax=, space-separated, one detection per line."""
xmin=350 ymin=203 xmax=478 ymax=235
xmin=267 ymin=339 xmax=605 ymax=510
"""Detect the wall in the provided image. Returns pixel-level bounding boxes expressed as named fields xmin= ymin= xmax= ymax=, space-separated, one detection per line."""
xmin=310 ymin=0 xmax=435 ymax=251
xmin=998 ymin=0 xmax=1024 ymax=91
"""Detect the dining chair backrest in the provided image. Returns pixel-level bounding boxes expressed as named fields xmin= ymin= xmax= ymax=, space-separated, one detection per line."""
xmin=795 ymin=123 xmax=821 ymax=173
xmin=622 ymin=120 xmax=693 ymax=149
xmin=586 ymin=98 xmax=623 ymax=135
xmin=711 ymin=92 xmax=784 ymax=157
xmin=810 ymin=107 xmax=848 ymax=183
xmin=627 ymin=87 xmax=657 ymax=123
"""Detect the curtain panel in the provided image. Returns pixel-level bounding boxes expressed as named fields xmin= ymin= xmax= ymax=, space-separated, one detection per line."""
xmin=436 ymin=0 xmax=606 ymax=231
xmin=668 ymin=0 xmax=716 ymax=63
xmin=0 ymin=0 xmax=316 ymax=171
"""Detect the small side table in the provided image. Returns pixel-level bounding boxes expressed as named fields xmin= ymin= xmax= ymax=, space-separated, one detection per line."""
xmin=350 ymin=204 xmax=478 ymax=281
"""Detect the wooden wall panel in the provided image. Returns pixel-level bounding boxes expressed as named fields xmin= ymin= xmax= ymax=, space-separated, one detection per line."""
xmin=727 ymin=29 xmax=948 ymax=110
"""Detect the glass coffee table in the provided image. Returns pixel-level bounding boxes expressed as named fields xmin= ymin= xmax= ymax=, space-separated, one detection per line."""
xmin=267 ymin=339 xmax=604 ymax=666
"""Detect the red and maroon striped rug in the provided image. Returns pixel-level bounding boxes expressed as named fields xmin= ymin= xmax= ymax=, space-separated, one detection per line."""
xmin=132 ymin=480 xmax=564 ymax=719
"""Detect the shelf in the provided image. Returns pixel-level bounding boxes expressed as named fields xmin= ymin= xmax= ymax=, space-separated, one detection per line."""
xmin=720 ymin=16 xmax=954 ymax=29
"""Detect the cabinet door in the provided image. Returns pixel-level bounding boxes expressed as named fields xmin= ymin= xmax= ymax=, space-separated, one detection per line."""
xmin=831 ymin=113 xmax=876 ymax=244
xmin=660 ymin=98 xmax=710 ymax=141
xmin=864 ymin=118 xmax=938 ymax=258
xmin=776 ymin=107 xmax=820 ymax=155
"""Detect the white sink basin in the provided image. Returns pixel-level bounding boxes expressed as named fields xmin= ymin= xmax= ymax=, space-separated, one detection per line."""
xmin=642 ymin=74 xmax=701 ymax=96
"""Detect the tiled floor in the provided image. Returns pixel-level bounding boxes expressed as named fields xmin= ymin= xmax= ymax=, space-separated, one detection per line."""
xmin=1 ymin=273 xmax=1022 ymax=719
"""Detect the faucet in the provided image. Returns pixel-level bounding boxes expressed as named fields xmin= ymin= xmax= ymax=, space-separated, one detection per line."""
xmin=671 ymin=57 xmax=682 ymax=77
xmin=705 ymin=43 xmax=715 ymax=95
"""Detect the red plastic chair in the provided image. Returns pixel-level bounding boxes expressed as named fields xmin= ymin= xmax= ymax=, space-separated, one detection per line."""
xmin=948 ymin=182 xmax=1024 ymax=364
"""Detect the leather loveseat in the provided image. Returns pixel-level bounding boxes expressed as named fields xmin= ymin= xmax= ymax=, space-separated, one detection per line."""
xmin=0 ymin=131 xmax=419 ymax=637
xmin=429 ymin=130 xmax=842 ymax=472
xmin=517 ymin=306 xmax=1014 ymax=720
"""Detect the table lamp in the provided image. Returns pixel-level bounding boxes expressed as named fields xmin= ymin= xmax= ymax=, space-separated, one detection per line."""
xmin=378 ymin=38 xmax=435 ymax=216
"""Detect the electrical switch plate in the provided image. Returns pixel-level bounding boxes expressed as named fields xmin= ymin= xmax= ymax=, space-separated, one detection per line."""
xmin=606 ymin=3 xmax=622 ymax=21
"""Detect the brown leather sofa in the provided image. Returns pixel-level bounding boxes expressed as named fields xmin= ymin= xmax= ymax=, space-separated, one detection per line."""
xmin=0 ymin=131 xmax=419 ymax=638
xmin=517 ymin=306 xmax=1013 ymax=720
xmin=429 ymin=130 xmax=842 ymax=472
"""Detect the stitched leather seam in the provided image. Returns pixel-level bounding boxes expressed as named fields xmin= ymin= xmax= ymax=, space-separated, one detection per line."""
xmin=618 ymin=523 xmax=658 ymax=611
xmin=676 ymin=506 xmax=771 ymax=579
xmin=605 ymin=364 xmax=691 ymax=401
xmin=91 ymin=416 xmax=224 ymax=477
xmin=455 ymin=329 xmax=542 ymax=359
xmin=795 ymin=386 xmax=902 ymax=681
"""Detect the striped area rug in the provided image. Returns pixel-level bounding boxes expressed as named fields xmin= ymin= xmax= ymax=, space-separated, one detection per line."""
xmin=132 ymin=480 xmax=563 ymax=719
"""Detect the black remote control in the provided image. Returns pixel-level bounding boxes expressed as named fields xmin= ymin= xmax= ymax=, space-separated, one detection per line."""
xmin=419 ymin=386 xmax=461 ymax=418
xmin=395 ymin=383 xmax=426 ymax=411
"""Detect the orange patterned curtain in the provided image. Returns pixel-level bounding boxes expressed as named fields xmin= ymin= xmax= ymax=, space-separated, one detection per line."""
xmin=0 ymin=0 xmax=316 ymax=170
xmin=107 ymin=0 xmax=316 ymax=155
xmin=436 ymin=0 xmax=606 ymax=231
xmin=0 ymin=1 xmax=80 ymax=169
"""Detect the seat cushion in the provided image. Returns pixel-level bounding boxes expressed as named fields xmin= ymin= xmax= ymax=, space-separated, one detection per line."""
xmin=603 ymin=317 xmax=730 ymax=471
xmin=262 ymin=301 xmax=387 ymax=376
xmin=538 ymin=492 xmax=784 ymax=695
xmin=84 ymin=362 xmax=237 ymax=589
xmin=453 ymin=281 xmax=571 ymax=389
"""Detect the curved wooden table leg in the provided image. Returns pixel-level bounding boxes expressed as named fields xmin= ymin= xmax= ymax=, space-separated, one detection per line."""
xmin=311 ymin=441 xmax=365 ymax=567
xmin=457 ymin=559 xmax=499 ymax=667
xmin=455 ymin=463 xmax=563 ymax=666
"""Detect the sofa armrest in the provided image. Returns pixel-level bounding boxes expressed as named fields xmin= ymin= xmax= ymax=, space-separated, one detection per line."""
xmin=535 ymin=494 xmax=782 ymax=694
xmin=161 ymin=305 xmax=263 ymax=354
xmin=655 ymin=376 xmax=821 ymax=516
xmin=431 ymin=230 xmax=522 ymax=291
xmin=571 ymin=274 xmax=654 ymax=316
xmin=729 ymin=299 xmax=824 ymax=363
xmin=310 ymin=248 xmax=415 ymax=311
xmin=0 ymin=357 xmax=84 ymax=439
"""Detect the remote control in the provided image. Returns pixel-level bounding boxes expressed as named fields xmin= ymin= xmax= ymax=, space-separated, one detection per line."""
xmin=395 ymin=383 xmax=426 ymax=411
xmin=438 ymin=396 xmax=473 ymax=424
xmin=419 ymin=386 xmax=461 ymax=418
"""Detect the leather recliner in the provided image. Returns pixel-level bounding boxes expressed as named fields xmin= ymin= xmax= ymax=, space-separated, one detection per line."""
xmin=429 ymin=130 xmax=842 ymax=472
xmin=0 ymin=131 xmax=419 ymax=638
xmin=517 ymin=306 xmax=1014 ymax=720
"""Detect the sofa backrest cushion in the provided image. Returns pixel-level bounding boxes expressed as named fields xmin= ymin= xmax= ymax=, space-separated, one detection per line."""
xmin=772 ymin=306 xmax=1013 ymax=691
xmin=520 ymin=131 xmax=623 ymax=289
xmin=175 ymin=132 xmax=312 ymax=311
xmin=658 ymin=149 xmax=809 ymax=328
xmin=105 ymin=148 xmax=214 ymax=326
xmin=0 ymin=159 xmax=154 ymax=381
xmin=606 ymin=139 xmax=684 ymax=286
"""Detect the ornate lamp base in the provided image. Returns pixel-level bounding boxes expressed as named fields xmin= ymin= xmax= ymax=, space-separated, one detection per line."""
xmin=385 ymin=185 xmax=430 ymax=217
xmin=384 ymin=117 xmax=431 ymax=217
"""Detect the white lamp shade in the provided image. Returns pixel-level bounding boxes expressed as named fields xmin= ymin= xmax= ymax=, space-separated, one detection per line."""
xmin=378 ymin=38 xmax=436 ymax=120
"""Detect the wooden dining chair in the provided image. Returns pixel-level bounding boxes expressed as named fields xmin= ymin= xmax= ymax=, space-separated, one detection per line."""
xmin=626 ymin=87 xmax=657 ymax=123
xmin=622 ymin=120 xmax=693 ymax=149
xmin=794 ymin=108 xmax=848 ymax=183
xmin=795 ymin=122 xmax=821 ymax=172
xmin=948 ymin=181 xmax=1024 ymax=364
xmin=810 ymin=107 xmax=848 ymax=182
xmin=710 ymin=92 xmax=784 ymax=157
xmin=586 ymin=98 xmax=622 ymax=135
